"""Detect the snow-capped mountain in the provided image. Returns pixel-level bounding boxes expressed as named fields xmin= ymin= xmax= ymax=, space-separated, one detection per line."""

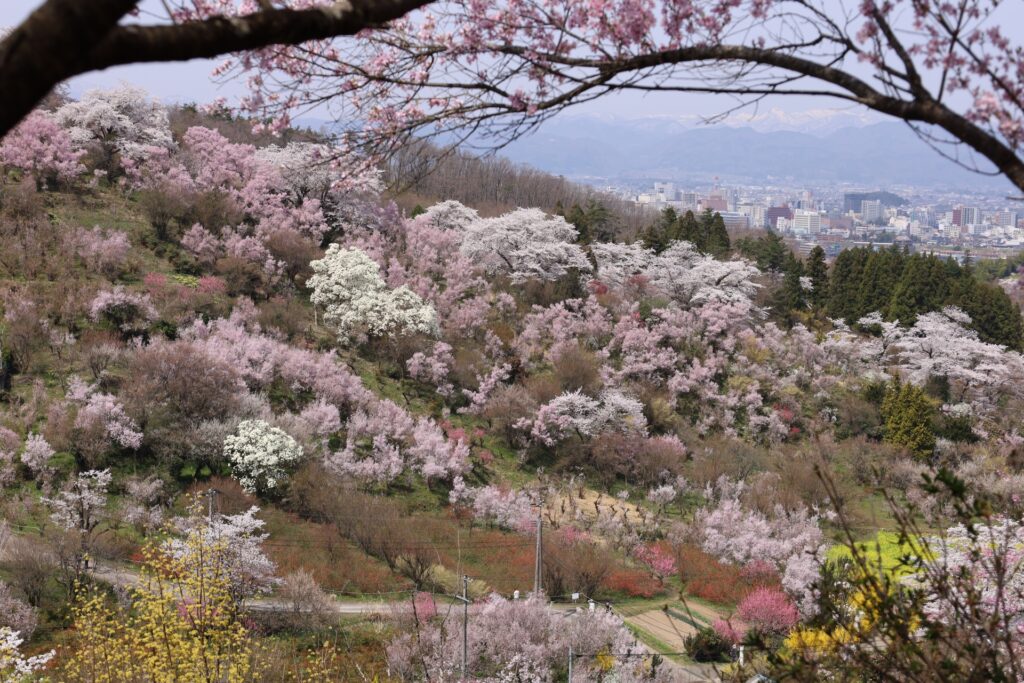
xmin=554 ymin=107 xmax=884 ymax=136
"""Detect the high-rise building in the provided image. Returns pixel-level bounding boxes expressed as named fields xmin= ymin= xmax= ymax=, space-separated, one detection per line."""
xmin=952 ymin=206 xmax=981 ymax=226
xmin=861 ymin=199 xmax=882 ymax=223
xmin=718 ymin=211 xmax=750 ymax=231
xmin=792 ymin=210 xmax=822 ymax=234
xmin=993 ymin=211 xmax=1019 ymax=227
xmin=738 ymin=203 xmax=767 ymax=229
xmin=766 ymin=205 xmax=793 ymax=230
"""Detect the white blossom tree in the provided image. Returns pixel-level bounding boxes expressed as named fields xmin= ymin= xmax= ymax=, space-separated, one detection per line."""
xmin=167 ymin=506 xmax=277 ymax=605
xmin=592 ymin=239 xmax=761 ymax=307
xmin=309 ymin=244 xmax=438 ymax=344
xmin=461 ymin=208 xmax=591 ymax=283
xmin=43 ymin=469 xmax=111 ymax=574
xmin=418 ymin=200 xmax=480 ymax=232
xmin=55 ymin=84 xmax=173 ymax=169
xmin=223 ymin=419 xmax=303 ymax=494
xmin=526 ymin=389 xmax=647 ymax=445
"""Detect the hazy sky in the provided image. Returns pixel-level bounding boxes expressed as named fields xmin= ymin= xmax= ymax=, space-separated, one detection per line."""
xmin=3 ymin=1 xmax=1021 ymax=123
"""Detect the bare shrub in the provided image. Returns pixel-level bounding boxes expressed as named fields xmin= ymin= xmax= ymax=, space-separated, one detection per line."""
xmin=279 ymin=569 xmax=335 ymax=630
xmin=1 ymin=535 xmax=56 ymax=609
xmin=551 ymin=345 xmax=602 ymax=394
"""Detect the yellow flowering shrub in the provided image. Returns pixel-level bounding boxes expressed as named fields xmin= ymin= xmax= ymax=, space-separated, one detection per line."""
xmin=61 ymin=533 xmax=255 ymax=683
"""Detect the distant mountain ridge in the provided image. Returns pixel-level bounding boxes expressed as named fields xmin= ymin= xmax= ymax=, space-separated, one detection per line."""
xmin=497 ymin=115 xmax=1010 ymax=190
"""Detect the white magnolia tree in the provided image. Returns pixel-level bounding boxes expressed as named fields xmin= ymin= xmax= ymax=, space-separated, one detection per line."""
xmin=309 ymin=245 xmax=438 ymax=343
xmin=223 ymin=419 xmax=303 ymax=494
xmin=461 ymin=208 xmax=591 ymax=283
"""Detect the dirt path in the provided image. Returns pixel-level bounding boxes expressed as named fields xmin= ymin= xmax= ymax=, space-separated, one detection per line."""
xmin=625 ymin=609 xmax=699 ymax=652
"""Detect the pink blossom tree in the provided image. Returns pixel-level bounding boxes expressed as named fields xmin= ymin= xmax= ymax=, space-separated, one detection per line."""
xmin=737 ymin=586 xmax=800 ymax=635
xmin=0 ymin=110 xmax=84 ymax=188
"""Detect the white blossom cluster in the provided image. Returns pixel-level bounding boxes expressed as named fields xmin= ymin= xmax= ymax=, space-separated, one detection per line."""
xmin=418 ymin=199 xmax=480 ymax=231
xmin=527 ymin=389 xmax=647 ymax=445
xmin=167 ymin=506 xmax=278 ymax=602
xmin=591 ymin=239 xmax=761 ymax=307
xmin=44 ymin=469 xmax=111 ymax=532
xmin=309 ymin=245 xmax=438 ymax=344
xmin=0 ymin=627 xmax=53 ymax=679
xmin=223 ymin=419 xmax=303 ymax=494
xmin=56 ymin=84 xmax=174 ymax=164
xmin=460 ymin=208 xmax=592 ymax=283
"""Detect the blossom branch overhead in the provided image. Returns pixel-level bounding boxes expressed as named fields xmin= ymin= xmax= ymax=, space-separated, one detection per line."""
xmin=199 ymin=0 xmax=1024 ymax=192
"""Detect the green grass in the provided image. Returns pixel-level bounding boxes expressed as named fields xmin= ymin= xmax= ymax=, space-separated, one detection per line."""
xmin=827 ymin=530 xmax=923 ymax=575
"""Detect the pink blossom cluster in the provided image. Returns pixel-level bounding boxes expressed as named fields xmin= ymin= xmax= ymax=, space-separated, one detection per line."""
xmin=88 ymin=287 xmax=158 ymax=334
xmin=406 ymin=342 xmax=455 ymax=397
xmin=328 ymin=398 xmax=469 ymax=485
xmin=70 ymin=226 xmax=131 ymax=278
xmin=0 ymin=110 xmax=84 ymax=187
xmin=698 ymin=483 xmax=825 ymax=615
xmin=70 ymin=384 xmax=144 ymax=451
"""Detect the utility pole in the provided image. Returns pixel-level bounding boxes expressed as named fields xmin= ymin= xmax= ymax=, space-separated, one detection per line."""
xmin=533 ymin=507 xmax=543 ymax=596
xmin=462 ymin=574 xmax=469 ymax=679
xmin=454 ymin=575 xmax=471 ymax=680
xmin=567 ymin=644 xmax=573 ymax=682
xmin=206 ymin=488 xmax=218 ymax=524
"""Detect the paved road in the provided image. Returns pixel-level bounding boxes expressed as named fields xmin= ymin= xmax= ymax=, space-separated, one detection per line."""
xmin=90 ymin=560 xmax=721 ymax=680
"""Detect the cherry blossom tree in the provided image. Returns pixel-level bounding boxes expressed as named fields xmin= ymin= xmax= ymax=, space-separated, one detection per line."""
xmin=698 ymin=485 xmax=826 ymax=615
xmin=88 ymin=286 xmax=158 ymax=335
xmin=328 ymin=398 xmax=468 ymax=485
xmin=0 ymin=0 xmax=433 ymax=139
xmin=167 ymin=505 xmax=277 ymax=604
xmin=220 ymin=0 xmax=1024 ymax=192
xmin=417 ymin=200 xmax=480 ymax=232
xmin=387 ymin=593 xmax=669 ymax=682
xmin=406 ymin=341 xmax=455 ymax=397
xmin=56 ymin=84 xmax=174 ymax=171
xmin=0 ymin=110 xmax=84 ymax=188
xmin=592 ymin=240 xmax=761 ymax=308
xmin=461 ymin=208 xmax=592 ymax=283
xmin=887 ymin=306 xmax=1024 ymax=410
xmin=43 ymin=469 xmax=111 ymax=574
xmin=309 ymin=244 xmax=438 ymax=344
xmin=70 ymin=226 xmax=132 ymax=278
xmin=525 ymin=389 xmax=647 ymax=446
xmin=20 ymin=433 xmax=55 ymax=481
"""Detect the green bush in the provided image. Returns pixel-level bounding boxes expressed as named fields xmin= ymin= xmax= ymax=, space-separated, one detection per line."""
xmin=684 ymin=627 xmax=732 ymax=663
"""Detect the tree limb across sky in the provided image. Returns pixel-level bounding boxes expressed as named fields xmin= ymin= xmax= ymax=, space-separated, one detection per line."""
xmin=0 ymin=0 xmax=432 ymax=136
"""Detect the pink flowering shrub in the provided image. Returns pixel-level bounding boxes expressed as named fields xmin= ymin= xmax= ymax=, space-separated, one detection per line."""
xmin=20 ymin=433 xmax=55 ymax=479
xmin=736 ymin=587 xmax=800 ymax=635
xmin=407 ymin=342 xmax=455 ymax=397
xmin=328 ymin=399 xmax=468 ymax=485
xmin=412 ymin=591 xmax=437 ymax=621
